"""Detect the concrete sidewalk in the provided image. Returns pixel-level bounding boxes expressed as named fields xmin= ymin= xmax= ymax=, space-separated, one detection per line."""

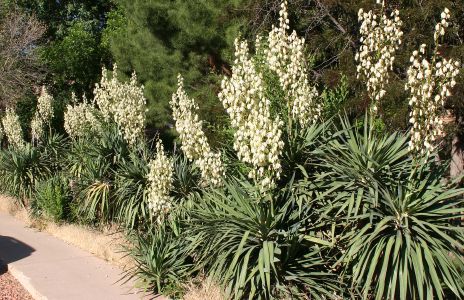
xmin=0 ymin=212 xmax=158 ymax=300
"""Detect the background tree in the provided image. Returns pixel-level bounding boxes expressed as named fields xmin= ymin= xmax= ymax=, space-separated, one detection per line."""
xmin=0 ymin=9 xmax=46 ymax=109
xmin=104 ymin=0 xmax=250 ymax=129
xmin=2 ymin=0 xmax=115 ymax=133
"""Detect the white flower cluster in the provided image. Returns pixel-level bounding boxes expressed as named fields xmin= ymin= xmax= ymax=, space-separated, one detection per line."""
xmin=30 ymin=115 xmax=43 ymax=143
xmin=31 ymin=86 xmax=54 ymax=143
xmin=2 ymin=108 xmax=25 ymax=149
xmin=64 ymin=94 xmax=103 ymax=139
xmin=265 ymin=0 xmax=320 ymax=126
xmin=219 ymin=39 xmax=284 ymax=190
xmin=171 ymin=75 xmax=224 ymax=187
xmin=355 ymin=5 xmax=403 ymax=113
xmin=147 ymin=140 xmax=173 ymax=217
xmin=94 ymin=65 xmax=146 ymax=146
xmin=406 ymin=8 xmax=460 ymax=156
xmin=37 ymin=86 xmax=54 ymax=124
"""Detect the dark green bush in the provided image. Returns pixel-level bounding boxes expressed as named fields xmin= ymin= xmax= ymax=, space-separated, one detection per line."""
xmin=187 ymin=179 xmax=340 ymax=299
xmin=33 ymin=175 xmax=71 ymax=222
xmin=318 ymin=117 xmax=464 ymax=300
xmin=0 ymin=144 xmax=51 ymax=203
xmin=66 ymin=124 xmax=128 ymax=224
xmin=124 ymin=222 xmax=192 ymax=298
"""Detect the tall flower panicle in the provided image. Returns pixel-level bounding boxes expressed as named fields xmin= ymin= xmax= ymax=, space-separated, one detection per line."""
xmin=94 ymin=65 xmax=147 ymax=146
xmin=356 ymin=3 xmax=403 ymax=113
xmin=147 ymin=140 xmax=174 ymax=217
xmin=170 ymin=75 xmax=224 ymax=187
xmin=30 ymin=115 xmax=43 ymax=143
xmin=31 ymin=86 xmax=54 ymax=143
xmin=265 ymin=0 xmax=320 ymax=126
xmin=64 ymin=94 xmax=103 ymax=139
xmin=37 ymin=86 xmax=54 ymax=124
xmin=406 ymin=8 xmax=460 ymax=157
xmin=219 ymin=39 xmax=284 ymax=190
xmin=0 ymin=122 xmax=3 ymax=143
xmin=2 ymin=108 xmax=25 ymax=149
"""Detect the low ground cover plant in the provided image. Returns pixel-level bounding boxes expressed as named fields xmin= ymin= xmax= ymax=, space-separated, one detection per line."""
xmin=0 ymin=1 xmax=463 ymax=299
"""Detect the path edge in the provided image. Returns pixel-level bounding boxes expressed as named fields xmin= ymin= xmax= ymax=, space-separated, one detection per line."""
xmin=7 ymin=264 xmax=48 ymax=300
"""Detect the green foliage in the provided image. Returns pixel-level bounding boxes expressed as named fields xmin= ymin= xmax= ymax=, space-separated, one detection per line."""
xmin=67 ymin=124 xmax=128 ymax=224
xmin=0 ymin=132 xmax=68 ymax=204
xmin=171 ymin=154 xmax=201 ymax=200
xmin=321 ymin=75 xmax=349 ymax=119
xmin=322 ymin=115 xmax=410 ymax=193
xmin=124 ymin=223 xmax=192 ymax=297
xmin=343 ymin=174 xmax=464 ymax=300
xmin=317 ymin=116 xmax=464 ymax=299
xmin=33 ymin=175 xmax=71 ymax=222
xmin=0 ymin=144 xmax=51 ymax=202
xmin=187 ymin=179 xmax=340 ymax=299
xmin=113 ymin=148 xmax=150 ymax=229
xmin=41 ymin=21 xmax=105 ymax=93
xmin=105 ymin=0 xmax=249 ymax=128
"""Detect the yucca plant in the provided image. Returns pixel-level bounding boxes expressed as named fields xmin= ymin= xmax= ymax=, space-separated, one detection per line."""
xmin=38 ymin=133 xmax=69 ymax=171
xmin=171 ymin=153 xmax=201 ymax=199
xmin=321 ymin=115 xmax=411 ymax=192
xmin=315 ymin=115 xmax=411 ymax=221
xmin=123 ymin=222 xmax=192 ymax=298
xmin=341 ymin=162 xmax=464 ymax=300
xmin=114 ymin=148 xmax=150 ymax=229
xmin=66 ymin=124 xmax=129 ymax=224
xmin=187 ymin=179 xmax=341 ymax=299
xmin=75 ymin=158 xmax=113 ymax=224
xmin=0 ymin=144 xmax=51 ymax=203
xmin=315 ymin=116 xmax=464 ymax=299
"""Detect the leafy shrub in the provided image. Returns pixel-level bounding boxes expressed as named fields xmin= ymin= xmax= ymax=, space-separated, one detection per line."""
xmin=124 ymin=222 xmax=192 ymax=298
xmin=67 ymin=124 xmax=128 ymax=224
xmin=0 ymin=144 xmax=51 ymax=203
xmin=317 ymin=117 xmax=464 ymax=299
xmin=114 ymin=148 xmax=150 ymax=229
xmin=171 ymin=154 xmax=201 ymax=200
xmin=187 ymin=179 xmax=340 ymax=299
xmin=33 ymin=175 xmax=71 ymax=222
xmin=342 ymin=174 xmax=464 ymax=300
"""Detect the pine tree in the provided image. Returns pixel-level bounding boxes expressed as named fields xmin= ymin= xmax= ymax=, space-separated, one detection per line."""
xmin=105 ymin=0 xmax=249 ymax=129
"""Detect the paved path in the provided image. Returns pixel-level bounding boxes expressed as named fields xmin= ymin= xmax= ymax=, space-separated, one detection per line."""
xmin=0 ymin=212 xmax=160 ymax=300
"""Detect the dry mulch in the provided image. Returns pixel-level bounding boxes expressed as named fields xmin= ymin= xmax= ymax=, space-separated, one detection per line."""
xmin=0 ymin=264 xmax=33 ymax=300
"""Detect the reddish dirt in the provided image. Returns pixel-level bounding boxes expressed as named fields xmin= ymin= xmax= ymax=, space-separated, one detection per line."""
xmin=0 ymin=268 xmax=33 ymax=300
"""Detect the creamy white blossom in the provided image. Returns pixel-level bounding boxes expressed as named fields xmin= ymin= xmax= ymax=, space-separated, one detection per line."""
xmin=37 ymin=86 xmax=54 ymax=124
xmin=406 ymin=8 xmax=460 ymax=157
xmin=170 ymin=75 xmax=224 ymax=187
xmin=219 ymin=39 xmax=284 ymax=190
xmin=30 ymin=115 xmax=43 ymax=143
xmin=265 ymin=0 xmax=320 ymax=126
xmin=0 ymin=122 xmax=3 ymax=143
xmin=2 ymin=108 xmax=25 ymax=149
xmin=147 ymin=140 xmax=173 ymax=217
xmin=30 ymin=86 xmax=54 ymax=143
xmin=64 ymin=94 xmax=103 ymax=139
xmin=356 ymin=3 xmax=403 ymax=113
xmin=94 ymin=65 xmax=146 ymax=146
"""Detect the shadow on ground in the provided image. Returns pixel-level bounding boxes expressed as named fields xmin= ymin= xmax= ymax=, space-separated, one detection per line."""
xmin=0 ymin=236 xmax=35 ymax=273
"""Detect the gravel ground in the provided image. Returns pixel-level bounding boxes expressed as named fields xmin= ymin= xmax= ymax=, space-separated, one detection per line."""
xmin=0 ymin=269 xmax=34 ymax=300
